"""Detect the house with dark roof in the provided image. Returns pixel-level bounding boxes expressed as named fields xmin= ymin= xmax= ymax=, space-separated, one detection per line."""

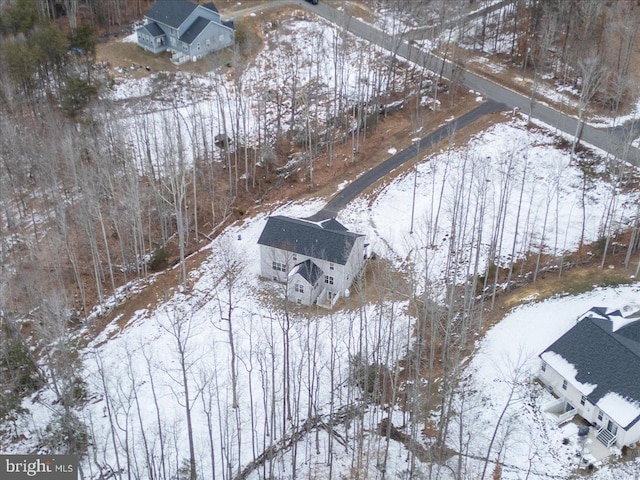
xmin=257 ymin=216 xmax=366 ymax=307
xmin=136 ymin=0 xmax=234 ymax=64
xmin=538 ymin=306 xmax=640 ymax=449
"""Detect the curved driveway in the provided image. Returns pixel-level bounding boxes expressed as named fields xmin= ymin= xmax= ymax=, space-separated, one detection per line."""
xmin=306 ymin=99 xmax=506 ymax=221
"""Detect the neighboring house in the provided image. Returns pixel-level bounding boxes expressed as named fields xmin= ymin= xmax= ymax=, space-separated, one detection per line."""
xmin=136 ymin=0 xmax=234 ymax=64
xmin=257 ymin=216 xmax=366 ymax=307
xmin=538 ymin=306 xmax=640 ymax=448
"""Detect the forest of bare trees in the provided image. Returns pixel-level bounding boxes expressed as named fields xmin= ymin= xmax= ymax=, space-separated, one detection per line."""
xmin=2 ymin=0 xmax=640 ymax=478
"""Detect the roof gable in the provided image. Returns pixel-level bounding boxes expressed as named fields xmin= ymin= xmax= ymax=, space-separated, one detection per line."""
xmin=146 ymin=0 xmax=198 ymax=29
xmin=290 ymin=260 xmax=323 ymax=286
xmin=140 ymin=22 xmax=165 ymax=37
xmin=179 ymin=16 xmax=210 ymax=44
xmin=541 ymin=311 xmax=640 ymax=428
xmin=257 ymin=216 xmax=363 ymax=265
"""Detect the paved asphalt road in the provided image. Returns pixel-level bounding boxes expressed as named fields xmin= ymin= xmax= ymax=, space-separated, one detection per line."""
xmin=306 ymin=99 xmax=506 ymax=221
xmin=310 ymin=1 xmax=640 ymax=166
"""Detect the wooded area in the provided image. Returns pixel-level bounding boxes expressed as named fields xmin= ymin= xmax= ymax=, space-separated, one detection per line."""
xmin=2 ymin=0 xmax=640 ymax=478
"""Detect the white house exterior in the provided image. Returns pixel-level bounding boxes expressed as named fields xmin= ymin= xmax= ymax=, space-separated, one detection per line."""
xmin=257 ymin=216 xmax=366 ymax=307
xmin=136 ymin=0 xmax=234 ymax=64
xmin=538 ymin=307 xmax=640 ymax=448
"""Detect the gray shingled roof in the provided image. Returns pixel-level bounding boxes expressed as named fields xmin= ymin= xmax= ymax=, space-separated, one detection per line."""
xmin=146 ymin=0 xmax=198 ymax=29
xmin=541 ymin=310 xmax=640 ymax=429
xmin=139 ymin=22 xmax=165 ymax=37
xmin=257 ymin=216 xmax=363 ymax=265
xmin=179 ymin=16 xmax=209 ymax=44
xmin=291 ymin=260 xmax=323 ymax=286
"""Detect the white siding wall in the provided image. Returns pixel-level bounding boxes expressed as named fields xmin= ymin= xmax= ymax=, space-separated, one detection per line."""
xmin=343 ymin=236 xmax=366 ymax=289
xmin=260 ymin=245 xmax=290 ymax=282
xmin=538 ymin=361 xmax=640 ymax=447
xmin=538 ymin=363 xmax=583 ymax=411
xmin=287 ymin=273 xmax=321 ymax=306
xmin=618 ymin=420 xmax=640 ymax=446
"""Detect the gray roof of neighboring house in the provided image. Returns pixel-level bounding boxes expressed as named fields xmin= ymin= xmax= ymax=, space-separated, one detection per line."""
xmin=541 ymin=308 xmax=640 ymax=429
xmin=146 ymin=0 xmax=198 ymax=29
xmin=257 ymin=216 xmax=363 ymax=265
xmin=139 ymin=22 xmax=165 ymax=37
xmin=179 ymin=16 xmax=210 ymax=44
xmin=291 ymin=259 xmax=324 ymax=286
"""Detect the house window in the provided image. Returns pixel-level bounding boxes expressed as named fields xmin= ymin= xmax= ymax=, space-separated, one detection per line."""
xmin=324 ymin=275 xmax=334 ymax=285
xmin=540 ymin=361 xmax=547 ymax=372
xmin=197 ymin=42 xmax=201 ymax=51
xmin=598 ymin=410 xmax=603 ymax=421
xmin=292 ymin=254 xmax=297 ymax=262
xmin=580 ymin=395 xmax=586 ymax=406
xmin=329 ymin=263 xmax=335 ymax=271
xmin=295 ymin=284 xmax=304 ymax=293
xmin=296 ymin=298 xmax=302 ymax=305
xmin=562 ymin=380 xmax=568 ymax=390
xmin=272 ymin=261 xmax=286 ymax=272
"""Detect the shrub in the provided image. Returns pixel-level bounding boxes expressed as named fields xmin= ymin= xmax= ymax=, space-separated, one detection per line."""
xmin=61 ymin=76 xmax=97 ymax=117
xmin=150 ymin=246 xmax=169 ymax=271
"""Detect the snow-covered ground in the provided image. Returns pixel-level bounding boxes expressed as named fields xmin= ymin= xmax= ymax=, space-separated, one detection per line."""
xmin=3 ymin=108 xmax=640 ymax=478
xmin=340 ymin=116 xmax=639 ymax=294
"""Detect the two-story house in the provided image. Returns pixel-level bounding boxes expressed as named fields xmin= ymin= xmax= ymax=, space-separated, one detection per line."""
xmin=257 ymin=216 xmax=366 ymax=307
xmin=136 ymin=0 xmax=234 ymax=64
xmin=538 ymin=306 xmax=640 ymax=449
